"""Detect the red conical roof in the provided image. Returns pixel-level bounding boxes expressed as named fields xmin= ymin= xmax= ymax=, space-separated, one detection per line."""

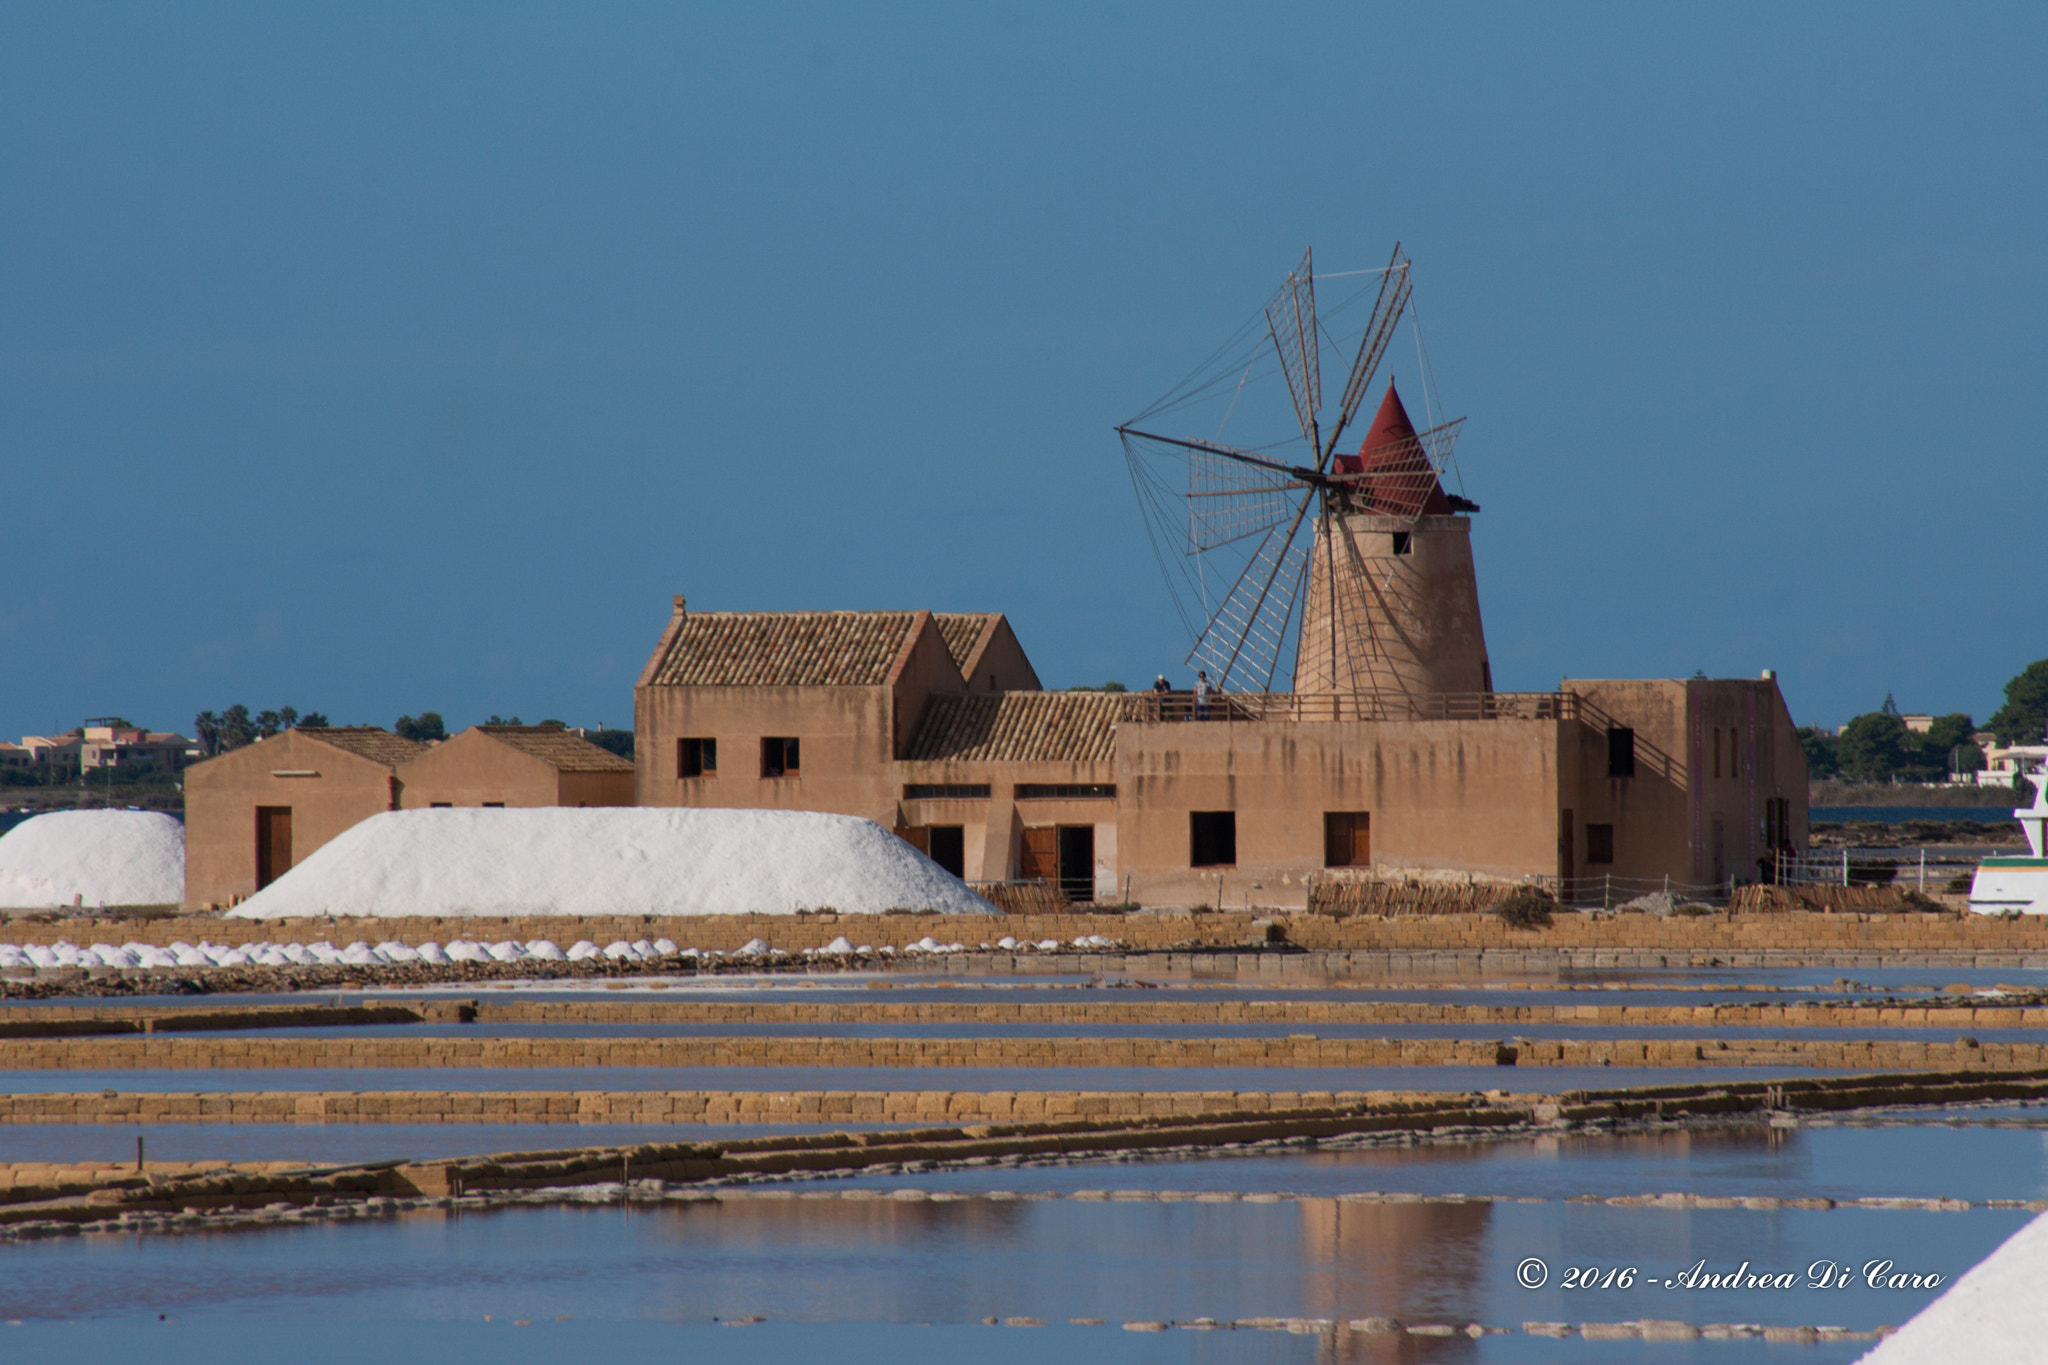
xmin=1335 ymin=382 xmax=1450 ymax=517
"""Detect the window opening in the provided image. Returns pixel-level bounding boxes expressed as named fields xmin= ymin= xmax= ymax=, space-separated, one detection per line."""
xmin=1607 ymin=727 xmax=1636 ymax=778
xmin=904 ymin=783 xmax=990 ymax=800
xmin=1586 ymin=823 xmax=1615 ymax=864
xmin=1015 ymin=783 xmax=1115 ymax=799
xmin=1190 ymin=811 xmax=1236 ymax=867
xmin=761 ymin=737 xmax=800 ymax=777
xmin=1391 ymin=531 xmax=1411 ymax=555
xmin=679 ymin=737 xmax=717 ymax=777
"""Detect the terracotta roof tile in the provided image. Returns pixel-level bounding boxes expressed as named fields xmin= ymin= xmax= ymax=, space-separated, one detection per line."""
xmin=648 ymin=612 xmax=926 ymax=687
xmin=475 ymin=726 xmax=634 ymax=772
xmin=905 ymin=692 xmax=1129 ymax=763
xmin=931 ymin=613 xmax=995 ymax=671
xmin=298 ymin=727 xmax=426 ymax=768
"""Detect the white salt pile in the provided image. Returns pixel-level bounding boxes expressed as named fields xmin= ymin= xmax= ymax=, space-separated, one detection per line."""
xmin=0 ymin=810 xmax=185 ymax=909
xmin=227 ymin=807 xmax=999 ymax=919
xmin=1857 ymin=1210 xmax=2048 ymax=1363
xmin=0 ymin=931 xmax=1121 ymax=971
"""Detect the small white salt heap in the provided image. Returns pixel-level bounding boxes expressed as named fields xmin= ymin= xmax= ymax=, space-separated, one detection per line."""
xmin=0 ymin=810 xmax=185 ymax=909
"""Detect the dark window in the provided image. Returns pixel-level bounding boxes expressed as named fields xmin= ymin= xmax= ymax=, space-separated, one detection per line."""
xmin=429 ymin=802 xmax=453 ymax=808
xmin=1713 ymin=728 xmax=1721 ymax=779
xmin=679 ymin=737 xmax=717 ymax=777
xmin=1391 ymin=531 xmax=1412 ymax=555
xmin=927 ymin=825 xmax=965 ymax=877
xmin=1729 ymin=726 xmax=1740 ymax=775
xmin=1014 ymin=783 xmax=1116 ymax=799
xmin=1323 ymin=811 xmax=1370 ymax=867
xmin=761 ymin=736 xmax=800 ymax=777
xmin=1607 ymin=727 xmax=1636 ymax=778
xmin=482 ymin=802 xmax=504 ymax=808
xmin=1190 ymin=810 xmax=1236 ymax=867
xmin=904 ymin=783 xmax=990 ymax=800
xmin=1586 ymin=823 xmax=1615 ymax=864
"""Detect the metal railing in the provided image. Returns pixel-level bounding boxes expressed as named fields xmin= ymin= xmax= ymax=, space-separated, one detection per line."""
xmin=1126 ymin=690 xmax=1580 ymax=724
xmin=1541 ymin=873 xmax=1734 ymax=910
xmin=1774 ymin=849 xmax=1976 ymax=893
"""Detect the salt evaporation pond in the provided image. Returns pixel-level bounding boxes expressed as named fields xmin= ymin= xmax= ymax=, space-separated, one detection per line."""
xmin=0 ymin=1189 xmax=2025 ymax=1363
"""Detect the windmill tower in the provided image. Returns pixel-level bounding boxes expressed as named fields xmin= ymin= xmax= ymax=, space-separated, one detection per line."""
xmin=1118 ymin=245 xmax=1491 ymax=714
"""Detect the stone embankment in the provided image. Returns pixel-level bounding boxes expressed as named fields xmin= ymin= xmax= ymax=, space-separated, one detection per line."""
xmin=5 ymin=1032 xmax=2047 ymax=1074
xmin=5 ymin=1069 xmax=2047 ymax=1224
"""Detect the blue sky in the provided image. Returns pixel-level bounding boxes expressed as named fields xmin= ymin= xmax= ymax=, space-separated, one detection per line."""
xmin=5 ymin=2 xmax=2043 ymax=738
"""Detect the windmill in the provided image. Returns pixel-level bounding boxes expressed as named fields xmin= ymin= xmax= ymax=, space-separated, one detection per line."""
xmin=1117 ymin=245 xmax=1492 ymax=715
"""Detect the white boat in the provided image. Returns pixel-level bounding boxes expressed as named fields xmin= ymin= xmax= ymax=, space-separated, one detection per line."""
xmin=1968 ymin=770 xmax=2048 ymax=913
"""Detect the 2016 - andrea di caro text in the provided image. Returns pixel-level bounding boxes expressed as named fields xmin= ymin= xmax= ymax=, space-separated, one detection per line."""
xmin=1515 ymin=1258 xmax=1946 ymax=1291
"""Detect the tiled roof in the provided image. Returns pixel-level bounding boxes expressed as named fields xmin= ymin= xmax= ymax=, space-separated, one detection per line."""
xmin=647 ymin=612 xmax=924 ymax=687
xmin=476 ymin=726 xmax=634 ymax=772
xmin=298 ymin=727 xmax=428 ymax=767
xmin=932 ymin=613 xmax=995 ymax=671
xmin=905 ymin=692 xmax=1128 ymax=763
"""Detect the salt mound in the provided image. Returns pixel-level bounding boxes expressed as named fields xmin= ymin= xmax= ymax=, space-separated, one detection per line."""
xmin=227 ymin=807 xmax=998 ymax=919
xmin=1858 ymin=1209 xmax=2048 ymax=1362
xmin=0 ymin=810 xmax=185 ymax=908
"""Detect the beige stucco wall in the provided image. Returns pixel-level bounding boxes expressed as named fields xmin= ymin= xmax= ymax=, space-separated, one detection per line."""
xmin=960 ymin=617 xmax=1042 ymax=694
xmin=1564 ymin=676 xmax=1807 ymax=893
xmin=394 ymin=731 xmax=634 ymax=809
xmin=398 ymin=731 xmax=561 ymax=808
xmin=897 ymin=757 xmax=1118 ymax=884
xmin=636 ymin=683 xmax=900 ymax=823
xmin=182 ymin=733 xmax=398 ymax=909
xmin=1295 ymin=514 xmax=1491 ymax=699
xmin=1114 ymin=716 xmax=1561 ymax=908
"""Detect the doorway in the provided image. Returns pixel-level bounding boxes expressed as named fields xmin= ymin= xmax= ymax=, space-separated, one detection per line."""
xmin=1056 ymin=825 xmax=1095 ymax=903
xmin=927 ymin=825 xmax=964 ymax=878
xmin=255 ymin=806 xmax=293 ymax=890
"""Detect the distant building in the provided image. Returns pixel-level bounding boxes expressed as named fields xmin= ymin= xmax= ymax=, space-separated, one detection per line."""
xmin=1901 ymin=714 xmax=1935 ymax=735
xmin=1979 ymin=743 xmax=2048 ymax=789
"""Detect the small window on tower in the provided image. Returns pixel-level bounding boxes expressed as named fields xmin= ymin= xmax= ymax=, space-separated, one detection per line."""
xmin=1391 ymin=531 xmax=1412 ymax=555
xmin=678 ymin=737 xmax=717 ymax=778
xmin=1586 ymin=824 xmax=1615 ymax=864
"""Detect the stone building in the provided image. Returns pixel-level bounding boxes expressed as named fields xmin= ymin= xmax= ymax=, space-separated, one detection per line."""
xmin=184 ymin=727 xmax=423 ymax=908
xmin=632 ymin=596 xmax=1806 ymax=908
xmin=182 ymin=724 xmax=632 ymax=908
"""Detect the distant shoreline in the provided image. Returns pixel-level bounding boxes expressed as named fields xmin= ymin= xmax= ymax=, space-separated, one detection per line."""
xmin=1809 ymin=781 xmax=2019 ymax=808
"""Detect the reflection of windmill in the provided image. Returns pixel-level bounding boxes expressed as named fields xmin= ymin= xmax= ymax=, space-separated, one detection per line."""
xmin=1117 ymin=245 xmax=1492 ymax=713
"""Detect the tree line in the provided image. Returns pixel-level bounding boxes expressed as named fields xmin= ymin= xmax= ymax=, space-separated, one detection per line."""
xmin=1799 ymin=658 xmax=2048 ymax=786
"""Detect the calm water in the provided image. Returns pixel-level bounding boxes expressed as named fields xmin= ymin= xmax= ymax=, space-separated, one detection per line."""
xmin=0 ymin=1188 xmax=2023 ymax=1363
xmin=1811 ymin=805 xmax=2018 ymax=825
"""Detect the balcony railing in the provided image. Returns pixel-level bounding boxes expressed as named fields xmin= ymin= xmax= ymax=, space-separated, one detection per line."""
xmin=1127 ymin=690 xmax=1580 ymax=724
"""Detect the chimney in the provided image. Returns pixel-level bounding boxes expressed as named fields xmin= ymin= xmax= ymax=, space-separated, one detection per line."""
xmin=672 ymin=594 xmax=688 ymax=619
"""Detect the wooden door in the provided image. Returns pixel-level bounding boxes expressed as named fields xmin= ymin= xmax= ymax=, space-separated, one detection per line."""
xmin=1020 ymin=826 xmax=1058 ymax=885
xmin=256 ymin=806 xmax=293 ymax=890
xmin=1323 ymin=812 xmax=1370 ymax=867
